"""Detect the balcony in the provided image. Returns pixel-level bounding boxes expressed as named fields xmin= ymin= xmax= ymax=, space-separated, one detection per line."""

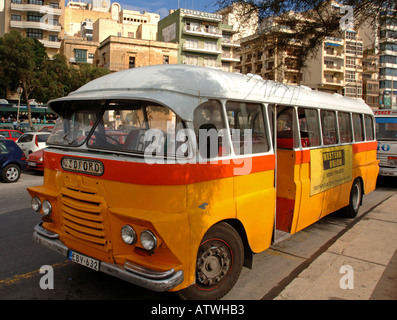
xmin=221 ymin=52 xmax=240 ymax=62
xmin=40 ymin=39 xmax=61 ymax=49
xmin=183 ymin=42 xmax=222 ymax=55
xmin=323 ymin=76 xmax=344 ymax=86
xmin=221 ymin=38 xmax=241 ymax=48
xmin=324 ymin=63 xmax=344 ymax=72
xmin=10 ymin=20 xmax=61 ymax=32
xmin=183 ymin=25 xmax=222 ymax=39
xmin=11 ymin=3 xmax=62 ymax=16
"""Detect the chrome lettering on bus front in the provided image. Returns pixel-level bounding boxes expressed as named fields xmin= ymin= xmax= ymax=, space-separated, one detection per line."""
xmin=61 ymin=157 xmax=104 ymax=176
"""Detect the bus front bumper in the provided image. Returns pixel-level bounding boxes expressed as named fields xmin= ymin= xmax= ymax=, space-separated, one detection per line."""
xmin=379 ymin=167 xmax=397 ymax=177
xmin=33 ymin=223 xmax=184 ymax=292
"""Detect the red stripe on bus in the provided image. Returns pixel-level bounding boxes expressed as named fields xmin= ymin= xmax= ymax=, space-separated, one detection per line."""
xmin=352 ymin=141 xmax=377 ymax=153
xmin=44 ymin=152 xmax=275 ymax=185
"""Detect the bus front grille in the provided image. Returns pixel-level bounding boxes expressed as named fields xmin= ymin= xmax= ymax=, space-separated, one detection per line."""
xmin=60 ymin=187 xmax=108 ymax=249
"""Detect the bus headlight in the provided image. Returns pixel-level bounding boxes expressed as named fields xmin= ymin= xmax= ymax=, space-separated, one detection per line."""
xmin=140 ymin=230 xmax=157 ymax=251
xmin=42 ymin=200 xmax=52 ymax=216
xmin=121 ymin=225 xmax=136 ymax=245
xmin=31 ymin=197 xmax=41 ymax=212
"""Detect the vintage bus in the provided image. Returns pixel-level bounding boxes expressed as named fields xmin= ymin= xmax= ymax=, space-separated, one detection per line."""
xmin=28 ymin=65 xmax=379 ymax=300
xmin=374 ymin=110 xmax=397 ymax=177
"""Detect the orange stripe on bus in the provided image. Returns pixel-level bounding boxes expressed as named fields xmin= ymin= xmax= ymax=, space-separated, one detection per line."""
xmin=44 ymin=152 xmax=275 ymax=186
xmin=352 ymin=141 xmax=377 ymax=153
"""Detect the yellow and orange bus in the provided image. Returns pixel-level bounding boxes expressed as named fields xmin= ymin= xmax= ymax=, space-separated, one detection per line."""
xmin=28 ymin=65 xmax=379 ymax=299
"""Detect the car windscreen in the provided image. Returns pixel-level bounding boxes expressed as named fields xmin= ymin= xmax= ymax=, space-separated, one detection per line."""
xmin=376 ymin=117 xmax=397 ymax=141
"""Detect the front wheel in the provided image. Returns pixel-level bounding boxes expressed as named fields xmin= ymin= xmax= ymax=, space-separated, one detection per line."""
xmin=343 ymin=178 xmax=362 ymax=218
xmin=178 ymin=222 xmax=244 ymax=300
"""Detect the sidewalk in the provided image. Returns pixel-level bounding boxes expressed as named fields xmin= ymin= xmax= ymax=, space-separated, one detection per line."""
xmin=275 ymin=194 xmax=397 ymax=300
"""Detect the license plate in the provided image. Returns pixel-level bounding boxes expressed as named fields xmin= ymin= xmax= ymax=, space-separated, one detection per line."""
xmin=388 ymin=160 xmax=397 ymax=166
xmin=28 ymin=162 xmax=36 ymax=167
xmin=68 ymin=251 xmax=100 ymax=271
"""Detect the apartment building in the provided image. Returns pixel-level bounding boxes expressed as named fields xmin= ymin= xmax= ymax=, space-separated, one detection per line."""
xmin=96 ymin=36 xmax=178 ymax=72
xmin=237 ymin=22 xmax=303 ymax=85
xmin=360 ymin=9 xmax=397 ymax=109
xmin=63 ymin=0 xmax=162 ymax=69
xmin=0 ymin=0 xmax=65 ymax=57
xmin=157 ymin=8 xmax=241 ymax=72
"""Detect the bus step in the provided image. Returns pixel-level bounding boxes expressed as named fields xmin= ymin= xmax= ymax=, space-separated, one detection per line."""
xmin=273 ymin=230 xmax=291 ymax=244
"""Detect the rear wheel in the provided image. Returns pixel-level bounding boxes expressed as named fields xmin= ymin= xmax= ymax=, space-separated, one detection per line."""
xmin=178 ymin=222 xmax=244 ymax=300
xmin=1 ymin=164 xmax=21 ymax=183
xmin=343 ymin=178 xmax=362 ymax=218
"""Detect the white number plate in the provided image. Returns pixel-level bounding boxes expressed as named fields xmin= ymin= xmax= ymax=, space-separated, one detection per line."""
xmin=28 ymin=162 xmax=36 ymax=167
xmin=68 ymin=251 xmax=100 ymax=271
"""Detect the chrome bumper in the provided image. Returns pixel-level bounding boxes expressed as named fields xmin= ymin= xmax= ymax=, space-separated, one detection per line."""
xmin=33 ymin=223 xmax=184 ymax=292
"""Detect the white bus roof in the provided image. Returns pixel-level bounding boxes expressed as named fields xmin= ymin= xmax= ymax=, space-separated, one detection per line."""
xmin=49 ymin=64 xmax=373 ymax=121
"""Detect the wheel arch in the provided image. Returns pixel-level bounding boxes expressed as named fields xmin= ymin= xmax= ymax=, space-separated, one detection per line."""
xmin=216 ymin=218 xmax=253 ymax=269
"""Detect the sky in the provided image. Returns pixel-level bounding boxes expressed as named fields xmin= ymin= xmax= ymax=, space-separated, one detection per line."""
xmin=117 ymin=0 xmax=219 ymax=18
xmin=71 ymin=0 xmax=222 ymax=19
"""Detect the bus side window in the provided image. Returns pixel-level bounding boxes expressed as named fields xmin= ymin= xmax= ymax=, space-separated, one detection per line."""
xmin=193 ymin=100 xmax=228 ymax=159
xmin=321 ymin=110 xmax=338 ymax=145
xmin=226 ymin=101 xmax=269 ymax=155
xmin=338 ymin=112 xmax=353 ymax=143
xmin=277 ymin=107 xmax=298 ymax=149
xmin=298 ymin=107 xmax=321 ymax=148
xmin=364 ymin=115 xmax=375 ymax=141
xmin=352 ymin=114 xmax=364 ymax=142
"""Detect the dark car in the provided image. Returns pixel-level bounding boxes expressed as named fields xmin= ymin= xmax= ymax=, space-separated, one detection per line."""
xmin=0 ymin=139 xmax=27 ymax=183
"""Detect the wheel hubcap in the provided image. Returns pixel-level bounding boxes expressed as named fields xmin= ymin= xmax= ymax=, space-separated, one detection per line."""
xmin=6 ymin=167 xmax=18 ymax=181
xmin=196 ymin=240 xmax=231 ymax=286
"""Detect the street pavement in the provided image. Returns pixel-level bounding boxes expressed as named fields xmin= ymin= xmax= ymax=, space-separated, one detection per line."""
xmin=274 ymin=194 xmax=397 ymax=300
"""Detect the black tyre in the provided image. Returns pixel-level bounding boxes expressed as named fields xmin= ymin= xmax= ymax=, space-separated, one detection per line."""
xmin=343 ymin=178 xmax=362 ymax=218
xmin=1 ymin=164 xmax=21 ymax=183
xmin=177 ymin=222 xmax=244 ymax=300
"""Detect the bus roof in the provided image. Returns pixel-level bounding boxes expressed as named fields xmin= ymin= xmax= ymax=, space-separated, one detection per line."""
xmin=49 ymin=64 xmax=373 ymax=121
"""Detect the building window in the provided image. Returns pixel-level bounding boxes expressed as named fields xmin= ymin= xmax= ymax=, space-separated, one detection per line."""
xmin=129 ymin=57 xmax=136 ymax=68
xmin=163 ymin=55 xmax=169 ymax=64
xmin=11 ymin=15 xmax=21 ymax=21
xmin=26 ymin=29 xmax=43 ymax=40
xmin=29 ymin=0 xmax=44 ymax=5
xmin=74 ymin=49 xmax=87 ymax=63
xmin=48 ymin=35 xmax=58 ymax=42
xmin=184 ymin=55 xmax=198 ymax=65
xmin=27 ymin=12 xmax=43 ymax=22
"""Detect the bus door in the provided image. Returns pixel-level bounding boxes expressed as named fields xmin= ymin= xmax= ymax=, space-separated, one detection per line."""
xmin=272 ymin=105 xmax=299 ymax=241
xmin=272 ymin=106 xmax=325 ymax=241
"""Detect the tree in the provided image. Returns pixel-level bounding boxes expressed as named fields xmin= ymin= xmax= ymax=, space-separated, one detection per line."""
xmin=0 ymin=30 xmax=48 ymax=126
xmin=216 ymin=0 xmax=396 ymax=68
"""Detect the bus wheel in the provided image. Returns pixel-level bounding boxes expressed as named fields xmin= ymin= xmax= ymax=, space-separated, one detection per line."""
xmin=343 ymin=178 xmax=362 ymax=218
xmin=178 ymin=222 xmax=244 ymax=300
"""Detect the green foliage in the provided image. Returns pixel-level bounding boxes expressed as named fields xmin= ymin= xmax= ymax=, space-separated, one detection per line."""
xmin=0 ymin=31 xmax=110 ymax=104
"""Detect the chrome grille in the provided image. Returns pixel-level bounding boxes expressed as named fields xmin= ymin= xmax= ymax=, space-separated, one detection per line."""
xmin=60 ymin=187 xmax=108 ymax=248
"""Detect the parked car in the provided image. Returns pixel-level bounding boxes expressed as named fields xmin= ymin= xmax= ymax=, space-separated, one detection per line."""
xmin=27 ymin=148 xmax=44 ymax=171
xmin=0 ymin=139 xmax=26 ymax=183
xmin=16 ymin=123 xmax=38 ymax=133
xmin=17 ymin=132 xmax=50 ymax=156
xmin=0 ymin=129 xmax=24 ymax=141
